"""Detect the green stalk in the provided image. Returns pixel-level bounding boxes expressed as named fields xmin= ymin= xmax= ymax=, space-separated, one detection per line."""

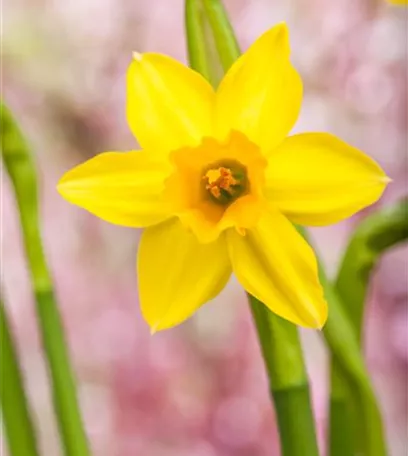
xmin=1 ymin=102 xmax=90 ymax=456
xmin=328 ymin=361 xmax=354 ymax=456
xmin=201 ymin=0 xmax=240 ymax=71
xmin=1 ymin=300 xmax=40 ymax=456
xmin=185 ymin=2 xmax=320 ymax=454
xmin=328 ymin=199 xmax=407 ymax=456
xmin=300 ymin=220 xmax=387 ymax=455
xmin=336 ymin=199 xmax=408 ymax=341
xmin=249 ymin=297 xmax=319 ymax=456
xmin=320 ymin=269 xmax=387 ymax=456
xmin=185 ymin=0 xmax=221 ymax=86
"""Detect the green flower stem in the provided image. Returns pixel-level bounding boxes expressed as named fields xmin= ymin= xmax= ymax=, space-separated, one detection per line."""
xmin=185 ymin=2 xmax=320 ymax=454
xmin=302 ymin=223 xmax=387 ymax=456
xmin=1 ymin=300 xmax=40 ymax=456
xmin=201 ymin=0 xmax=240 ymax=72
xmin=320 ymin=270 xmax=387 ymax=456
xmin=328 ymin=199 xmax=407 ymax=456
xmin=1 ymin=103 xmax=90 ymax=456
xmin=328 ymin=361 xmax=354 ymax=456
xmin=185 ymin=0 xmax=221 ymax=87
xmin=336 ymin=199 xmax=408 ymax=341
xmin=249 ymin=297 xmax=320 ymax=456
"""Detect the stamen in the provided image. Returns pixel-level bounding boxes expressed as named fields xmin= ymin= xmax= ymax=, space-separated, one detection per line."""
xmin=201 ymin=160 xmax=248 ymax=206
xmin=203 ymin=167 xmax=239 ymax=200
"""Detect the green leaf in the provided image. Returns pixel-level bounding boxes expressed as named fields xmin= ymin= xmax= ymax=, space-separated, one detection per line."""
xmin=1 ymin=102 xmax=90 ymax=456
xmin=336 ymin=199 xmax=408 ymax=340
xmin=201 ymin=0 xmax=240 ymax=70
xmin=1 ymin=300 xmax=40 ymax=456
xmin=328 ymin=199 xmax=407 ymax=456
xmin=185 ymin=0 xmax=222 ymax=86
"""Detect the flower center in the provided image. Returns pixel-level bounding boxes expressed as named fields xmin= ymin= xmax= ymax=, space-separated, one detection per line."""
xmin=202 ymin=161 xmax=248 ymax=205
xmin=164 ymin=132 xmax=268 ymax=243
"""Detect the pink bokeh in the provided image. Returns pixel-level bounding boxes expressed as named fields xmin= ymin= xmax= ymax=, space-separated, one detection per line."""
xmin=2 ymin=1 xmax=407 ymax=455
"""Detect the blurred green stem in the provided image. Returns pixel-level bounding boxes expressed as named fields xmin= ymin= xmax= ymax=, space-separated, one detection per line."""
xmin=328 ymin=199 xmax=407 ymax=456
xmin=186 ymin=2 xmax=320 ymax=455
xmin=1 ymin=103 xmax=90 ymax=456
xmin=328 ymin=361 xmax=354 ymax=456
xmin=249 ymin=297 xmax=320 ymax=456
xmin=201 ymin=0 xmax=240 ymax=71
xmin=335 ymin=199 xmax=408 ymax=341
xmin=1 ymin=300 xmax=40 ymax=456
xmin=298 ymin=218 xmax=387 ymax=456
xmin=185 ymin=0 xmax=221 ymax=86
xmin=318 ymin=264 xmax=386 ymax=456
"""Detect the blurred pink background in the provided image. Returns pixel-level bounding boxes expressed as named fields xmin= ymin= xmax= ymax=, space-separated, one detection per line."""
xmin=2 ymin=0 xmax=407 ymax=455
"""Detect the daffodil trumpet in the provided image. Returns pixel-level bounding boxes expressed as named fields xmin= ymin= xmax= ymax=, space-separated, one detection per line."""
xmin=58 ymin=23 xmax=389 ymax=333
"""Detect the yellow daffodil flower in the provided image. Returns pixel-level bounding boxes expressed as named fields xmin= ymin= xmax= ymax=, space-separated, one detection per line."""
xmin=58 ymin=23 xmax=389 ymax=333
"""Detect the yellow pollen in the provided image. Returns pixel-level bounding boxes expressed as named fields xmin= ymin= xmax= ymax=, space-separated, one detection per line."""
xmin=203 ymin=167 xmax=238 ymax=200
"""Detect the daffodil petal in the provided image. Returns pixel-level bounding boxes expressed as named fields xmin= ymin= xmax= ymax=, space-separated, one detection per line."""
xmin=138 ymin=219 xmax=231 ymax=332
xmin=127 ymin=53 xmax=215 ymax=152
xmin=265 ymin=133 xmax=390 ymax=225
xmin=215 ymin=23 xmax=302 ymax=152
xmin=227 ymin=210 xmax=327 ymax=328
xmin=58 ymin=150 xmax=171 ymax=227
